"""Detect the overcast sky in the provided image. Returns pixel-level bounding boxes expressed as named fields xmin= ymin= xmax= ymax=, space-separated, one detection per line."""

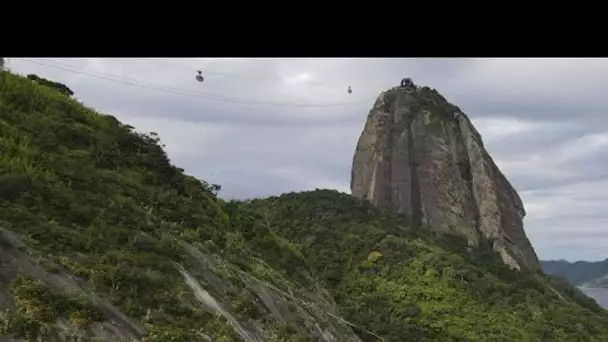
xmin=6 ymin=57 xmax=608 ymax=262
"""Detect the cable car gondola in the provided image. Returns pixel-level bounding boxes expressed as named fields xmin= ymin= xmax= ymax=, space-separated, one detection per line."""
xmin=347 ymin=86 xmax=352 ymax=94
xmin=195 ymin=70 xmax=204 ymax=82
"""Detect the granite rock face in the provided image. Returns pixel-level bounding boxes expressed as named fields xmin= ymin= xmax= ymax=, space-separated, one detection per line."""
xmin=0 ymin=227 xmax=364 ymax=342
xmin=350 ymin=80 xmax=540 ymax=272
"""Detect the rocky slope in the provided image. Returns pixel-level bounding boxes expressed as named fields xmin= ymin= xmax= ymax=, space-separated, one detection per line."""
xmin=351 ymin=79 xmax=540 ymax=272
xmin=2 ymin=70 xmax=608 ymax=341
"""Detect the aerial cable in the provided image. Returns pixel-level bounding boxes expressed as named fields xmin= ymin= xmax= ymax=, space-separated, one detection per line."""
xmin=35 ymin=57 xmax=349 ymax=98
xmin=17 ymin=58 xmax=370 ymax=108
xmin=146 ymin=58 xmax=357 ymax=96
xmin=29 ymin=58 xmax=361 ymax=104
xmin=152 ymin=58 xmax=346 ymax=91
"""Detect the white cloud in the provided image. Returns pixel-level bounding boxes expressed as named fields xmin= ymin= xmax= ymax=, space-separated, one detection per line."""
xmin=470 ymin=116 xmax=571 ymax=143
xmin=484 ymin=128 xmax=608 ymax=192
xmin=555 ymin=132 xmax=608 ymax=162
xmin=523 ymin=179 xmax=608 ymax=219
xmin=463 ymin=58 xmax=608 ymax=100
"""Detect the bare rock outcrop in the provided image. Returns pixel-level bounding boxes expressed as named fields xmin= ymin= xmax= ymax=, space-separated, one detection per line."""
xmin=350 ymin=80 xmax=541 ymax=272
xmin=0 ymin=226 xmax=364 ymax=342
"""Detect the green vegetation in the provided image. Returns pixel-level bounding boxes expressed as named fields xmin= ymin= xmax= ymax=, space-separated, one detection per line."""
xmin=379 ymin=84 xmax=462 ymax=134
xmin=26 ymin=73 xmax=74 ymax=97
xmin=416 ymin=86 xmax=463 ymax=120
xmin=2 ymin=70 xmax=608 ymax=341
xmin=243 ymin=191 xmax=608 ymax=341
xmin=0 ymin=275 xmax=104 ymax=339
xmin=0 ymin=70 xmax=341 ymax=341
xmin=414 ymin=86 xmax=463 ymax=133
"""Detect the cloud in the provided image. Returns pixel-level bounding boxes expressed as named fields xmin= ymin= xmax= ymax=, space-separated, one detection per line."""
xmin=6 ymin=57 xmax=608 ymax=262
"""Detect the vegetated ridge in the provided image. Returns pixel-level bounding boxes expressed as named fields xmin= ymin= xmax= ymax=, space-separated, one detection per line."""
xmin=1 ymin=70 xmax=608 ymax=341
xmin=542 ymin=259 xmax=608 ymax=287
xmin=351 ymin=79 xmax=539 ymax=273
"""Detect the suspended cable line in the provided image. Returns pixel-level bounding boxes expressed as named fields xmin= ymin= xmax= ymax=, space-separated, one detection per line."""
xmin=16 ymin=58 xmax=371 ymax=109
xmin=152 ymin=58 xmax=345 ymax=90
xmin=45 ymin=57 xmax=358 ymax=99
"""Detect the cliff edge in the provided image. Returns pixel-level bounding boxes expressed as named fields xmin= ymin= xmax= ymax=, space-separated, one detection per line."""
xmin=350 ymin=79 xmax=541 ymax=272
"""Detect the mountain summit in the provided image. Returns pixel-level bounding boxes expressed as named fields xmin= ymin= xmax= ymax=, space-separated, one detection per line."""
xmin=350 ymin=80 xmax=540 ymax=272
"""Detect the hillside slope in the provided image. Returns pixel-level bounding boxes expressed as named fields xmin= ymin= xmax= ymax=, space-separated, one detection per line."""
xmin=2 ymin=70 xmax=608 ymax=341
xmin=0 ymin=71 xmax=364 ymax=342
xmin=244 ymin=192 xmax=608 ymax=341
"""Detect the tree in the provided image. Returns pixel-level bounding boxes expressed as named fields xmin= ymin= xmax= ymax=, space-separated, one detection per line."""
xmin=26 ymin=74 xmax=74 ymax=97
xmin=210 ymin=184 xmax=221 ymax=195
xmin=0 ymin=58 xmax=4 ymax=70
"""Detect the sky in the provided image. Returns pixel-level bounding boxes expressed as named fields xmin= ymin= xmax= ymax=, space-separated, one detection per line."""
xmin=5 ymin=57 xmax=608 ymax=262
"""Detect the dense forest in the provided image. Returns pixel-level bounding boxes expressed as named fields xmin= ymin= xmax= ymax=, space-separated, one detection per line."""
xmin=2 ymin=70 xmax=608 ymax=341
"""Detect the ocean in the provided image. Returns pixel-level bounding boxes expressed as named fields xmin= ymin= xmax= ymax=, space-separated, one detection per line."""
xmin=580 ymin=287 xmax=608 ymax=309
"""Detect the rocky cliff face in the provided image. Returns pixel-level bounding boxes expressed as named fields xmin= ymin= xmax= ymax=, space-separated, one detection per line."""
xmin=350 ymin=80 xmax=540 ymax=272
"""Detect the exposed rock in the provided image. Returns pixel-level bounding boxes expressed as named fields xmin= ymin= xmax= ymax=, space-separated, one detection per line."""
xmin=0 ymin=226 xmax=143 ymax=341
xmin=350 ymin=81 xmax=541 ymax=272
xmin=178 ymin=241 xmax=364 ymax=342
xmin=0 ymin=226 xmax=364 ymax=342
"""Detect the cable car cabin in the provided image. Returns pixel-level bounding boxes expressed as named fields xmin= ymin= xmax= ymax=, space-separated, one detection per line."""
xmin=195 ymin=70 xmax=204 ymax=82
xmin=347 ymin=86 xmax=352 ymax=94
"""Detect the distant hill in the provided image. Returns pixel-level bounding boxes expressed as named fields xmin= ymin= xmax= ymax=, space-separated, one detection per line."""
xmin=541 ymin=259 xmax=608 ymax=287
xmin=2 ymin=70 xmax=608 ymax=341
